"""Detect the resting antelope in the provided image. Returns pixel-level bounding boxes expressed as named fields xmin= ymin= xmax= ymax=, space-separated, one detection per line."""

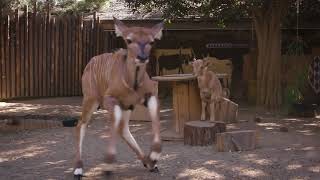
xmin=191 ymin=59 xmax=229 ymax=121
xmin=73 ymin=18 xmax=163 ymax=177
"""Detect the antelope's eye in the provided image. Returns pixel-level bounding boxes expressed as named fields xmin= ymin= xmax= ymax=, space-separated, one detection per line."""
xmin=126 ymin=39 xmax=133 ymax=44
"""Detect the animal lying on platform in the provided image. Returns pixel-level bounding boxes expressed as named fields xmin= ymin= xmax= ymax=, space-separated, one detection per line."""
xmin=191 ymin=59 xmax=229 ymax=121
xmin=73 ymin=18 xmax=163 ymax=178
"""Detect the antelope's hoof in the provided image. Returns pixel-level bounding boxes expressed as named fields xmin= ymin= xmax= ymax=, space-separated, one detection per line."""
xmin=143 ymin=163 xmax=147 ymax=168
xmin=149 ymin=166 xmax=159 ymax=173
xmin=104 ymin=170 xmax=113 ymax=176
xmin=73 ymin=174 xmax=83 ymax=180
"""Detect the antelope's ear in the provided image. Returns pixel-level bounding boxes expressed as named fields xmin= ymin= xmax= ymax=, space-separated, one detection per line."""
xmin=151 ymin=21 xmax=163 ymax=40
xmin=113 ymin=17 xmax=127 ymax=37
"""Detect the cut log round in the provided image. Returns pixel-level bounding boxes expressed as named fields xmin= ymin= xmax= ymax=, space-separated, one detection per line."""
xmin=184 ymin=121 xmax=226 ymax=146
xmin=215 ymin=130 xmax=258 ymax=152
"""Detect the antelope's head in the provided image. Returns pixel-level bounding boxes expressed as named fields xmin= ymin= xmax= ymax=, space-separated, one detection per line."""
xmin=114 ymin=17 xmax=163 ymax=66
xmin=190 ymin=59 xmax=210 ymax=76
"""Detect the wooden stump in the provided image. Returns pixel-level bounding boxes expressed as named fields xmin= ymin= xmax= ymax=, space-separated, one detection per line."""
xmin=215 ymin=130 xmax=257 ymax=152
xmin=214 ymin=97 xmax=238 ymax=123
xmin=184 ymin=121 xmax=226 ymax=146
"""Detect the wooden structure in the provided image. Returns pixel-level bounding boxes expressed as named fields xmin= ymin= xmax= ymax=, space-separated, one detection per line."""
xmin=153 ymin=48 xmax=194 ymax=75
xmin=152 ymin=73 xmax=228 ymax=140
xmin=184 ymin=121 xmax=226 ymax=146
xmin=214 ymin=97 xmax=238 ymax=123
xmin=0 ymin=8 xmax=105 ymax=100
xmin=215 ymin=130 xmax=258 ymax=152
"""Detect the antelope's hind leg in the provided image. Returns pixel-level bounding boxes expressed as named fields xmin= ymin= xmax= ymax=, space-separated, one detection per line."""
xmin=74 ymin=97 xmax=99 ymax=177
xmin=120 ymin=110 xmax=146 ymax=163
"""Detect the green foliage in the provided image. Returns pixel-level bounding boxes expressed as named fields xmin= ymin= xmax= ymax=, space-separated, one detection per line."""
xmin=285 ymin=38 xmax=308 ymax=56
xmin=284 ymin=67 xmax=308 ymax=107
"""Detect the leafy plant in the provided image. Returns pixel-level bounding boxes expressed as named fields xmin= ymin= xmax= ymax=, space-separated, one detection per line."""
xmin=285 ymin=38 xmax=308 ymax=56
xmin=284 ymin=67 xmax=308 ymax=107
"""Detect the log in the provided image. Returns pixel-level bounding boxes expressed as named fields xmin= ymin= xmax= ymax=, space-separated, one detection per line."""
xmin=214 ymin=97 xmax=238 ymax=123
xmin=215 ymin=130 xmax=258 ymax=152
xmin=184 ymin=121 xmax=226 ymax=146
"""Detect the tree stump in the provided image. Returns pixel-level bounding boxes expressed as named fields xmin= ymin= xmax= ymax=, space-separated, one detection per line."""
xmin=184 ymin=121 xmax=226 ymax=146
xmin=214 ymin=97 xmax=238 ymax=123
xmin=215 ymin=130 xmax=257 ymax=152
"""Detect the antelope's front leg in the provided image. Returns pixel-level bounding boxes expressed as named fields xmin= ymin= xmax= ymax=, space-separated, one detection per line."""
xmin=201 ymin=100 xmax=207 ymax=121
xmin=209 ymin=96 xmax=216 ymax=122
xmin=143 ymin=94 xmax=161 ymax=171
xmin=103 ymin=96 xmax=121 ymax=163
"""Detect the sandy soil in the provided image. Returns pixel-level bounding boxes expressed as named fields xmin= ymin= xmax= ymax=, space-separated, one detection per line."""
xmin=0 ymin=97 xmax=320 ymax=180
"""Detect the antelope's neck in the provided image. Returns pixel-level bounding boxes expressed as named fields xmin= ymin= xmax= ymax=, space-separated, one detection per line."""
xmin=123 ymin=59 xmax=146 ymax=91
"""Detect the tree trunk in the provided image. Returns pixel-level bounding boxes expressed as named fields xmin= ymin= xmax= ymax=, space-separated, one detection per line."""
xmin=253 ymin=1 xmax=287 ymax=109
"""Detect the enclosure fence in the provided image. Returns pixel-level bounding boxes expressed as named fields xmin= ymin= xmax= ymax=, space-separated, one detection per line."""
xmin=0 ymin=8 xmax=111 ymax=100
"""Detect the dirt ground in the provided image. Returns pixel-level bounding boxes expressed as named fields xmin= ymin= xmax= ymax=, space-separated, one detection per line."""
xmin=0 ymin=97 xmax=320 ymax=180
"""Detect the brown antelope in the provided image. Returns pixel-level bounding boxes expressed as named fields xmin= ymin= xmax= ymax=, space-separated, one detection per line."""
xmin=191 ymin=59 xmax=229 ymax=121
xmin=73 ymin=18 xmax=163 ymax=177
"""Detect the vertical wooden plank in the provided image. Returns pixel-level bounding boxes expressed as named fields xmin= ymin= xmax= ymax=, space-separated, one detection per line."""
xmin=28 ymin=11 xmax=34 ymax=97
xmin=70 ymin=16 xmax=75 ymax=96
xmin=38 ymin=14 xmax=43 ymax=97
xmin=42 ymin=13 xmax=47 ymax=97
xmin=63 ymin=16 xmax=68 ymax=96
xmin=15 ymin=10 xmax=21 ymax=98
xmin=82 ymin=21 xmax=87 ymax=91
xmin=54 ymin=17 xmax=59 ymax=96
xmin=68 ymin=16 xmax=73 ymax=96
xmin=33 ymin=11 xmax=39 ymax=97
xmin=78 ymin=16 xmax=83 ymax=95
xmin=24 ymin=9 xmax=29 ymax=97
xmin=74 ymin=16 xmax=79 ymax=95
xmin=48 ymin=17 xmax=56 ymax=96
xmin=59 ymin=17 xmax=64 ymax=96
xmin=4 ymin=14 xmax=10 ymax=99
xmin=0 ymin=11 xmax=3 ymax=99
xmin=19 ymin=9 xmax=26 ymax=97
xmin=188 ymin=80 xmax=202 ymax=121
xmin=10 ymin=13 xmax=16 ymax=98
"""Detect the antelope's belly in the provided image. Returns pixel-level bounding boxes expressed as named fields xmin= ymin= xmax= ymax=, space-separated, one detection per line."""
xmin=118 ymin=92 xmax=143 ymax=109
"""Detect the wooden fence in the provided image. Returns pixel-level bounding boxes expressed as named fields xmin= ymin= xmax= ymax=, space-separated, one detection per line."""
xmin=0 ymin=8 xmax=107 ymax=100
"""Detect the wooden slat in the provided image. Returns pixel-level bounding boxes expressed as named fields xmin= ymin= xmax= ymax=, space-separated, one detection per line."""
xmin=20 ymin=11 xmax=26 ymax=97
xmin=50 ymin=17 xmax=55 ymax=96
xmin=78 ymin=16 xmax=83 ymax=95
xmin=74 ymin=16 xmax=79 ymax=95
xmin=24 ymin=11 xmax=29 ymax=97
xmin=54 ymin=18 xmax=59 ymax=96
xmin=4 ymin=15 xmax=9 ymax=99
xmin=0 ymin=12 xmax=3 ymax=99
xmin=71 ymin=16 xmax=76 ymax=95
xmin=34 ymin=13 xmax=39 ymax=97
xmin=10 ymin=14 xmax=16 ymax=98
xmin=68 ymin=16 xmax=73 ymax=96
xmin=15 ymin=10 xmax=21 ymax=97
xmin=63 ymin=16 xmax=68 ymax=96
xmin=28 ymin=12 xmax=34 ymax=97
xmin=42 ymin=14 xmax=47 ymax=96
xmin=38 ymin=14 xmax=43 ymax=97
